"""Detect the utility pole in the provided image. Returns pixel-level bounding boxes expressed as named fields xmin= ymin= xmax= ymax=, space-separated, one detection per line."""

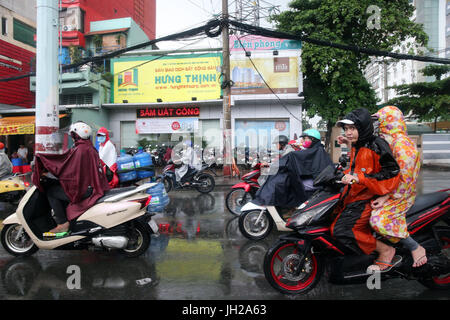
xmin=222 ymin=0 xmax=233 ymax=176
xmin=35 ymin=0 xmax=60 ymax=154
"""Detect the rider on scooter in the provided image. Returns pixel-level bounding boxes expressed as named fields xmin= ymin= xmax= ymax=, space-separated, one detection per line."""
xmin=254 ymin=131 xmax=333 ymax=210
xmin=331 ymin=108 xmax=401 ymax=263
xmin=32 ymin=122 xmax=110 ymax=233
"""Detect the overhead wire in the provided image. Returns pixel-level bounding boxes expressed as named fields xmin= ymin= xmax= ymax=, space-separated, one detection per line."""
xmin=2 ymin=17 xmax=450 ymax=84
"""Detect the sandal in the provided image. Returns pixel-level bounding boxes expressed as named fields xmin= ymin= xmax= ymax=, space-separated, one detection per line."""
xmin=366 ymin=255 xmax=402 ymax=274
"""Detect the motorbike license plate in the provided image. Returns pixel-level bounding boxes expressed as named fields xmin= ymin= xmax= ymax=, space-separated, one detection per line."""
xmin=148 ymin=219 xmax=159 ymax=234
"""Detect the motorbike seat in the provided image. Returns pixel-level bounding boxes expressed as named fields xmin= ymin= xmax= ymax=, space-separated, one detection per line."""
xmin=405 ymin=191 xmax=448 ymax=220
xmin=96 ymin=186 xmax=137 ymax=204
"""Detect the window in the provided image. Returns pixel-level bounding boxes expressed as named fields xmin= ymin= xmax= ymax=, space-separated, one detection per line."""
xmin=1 ymin=17 xmax=7 ymax=36
xmin=13 ymin=18 xmax=36 ymax=47
xmin=60 ymin=93 xmax=93 ymax=105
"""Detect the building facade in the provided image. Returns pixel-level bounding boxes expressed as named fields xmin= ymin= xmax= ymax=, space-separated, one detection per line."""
xmin=103 ymin=36 xmax=303 ymax=160
xmin=0 ymin=0 xmax=36 ymax=109
xmin=364 ymin=0 xmax=449 ymax=104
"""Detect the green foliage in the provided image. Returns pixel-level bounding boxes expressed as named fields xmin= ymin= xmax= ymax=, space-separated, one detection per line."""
xmin=388 ymin=65 xmax=450 ymax=123
xmin=272 ymin=0 xmax=428 ymax=147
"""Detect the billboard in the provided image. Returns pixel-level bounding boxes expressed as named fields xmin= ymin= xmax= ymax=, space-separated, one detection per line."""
xmin=230 ymin=53 xmax=299 ymax=95
xmin=229 ymin=35 xmax=301 ymax=51
xmin=112 ymin=53 xmax=222 ymax=103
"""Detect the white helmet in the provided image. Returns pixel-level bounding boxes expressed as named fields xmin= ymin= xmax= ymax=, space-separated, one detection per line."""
xmin=70 ymin=121 xmax=92 ymax=139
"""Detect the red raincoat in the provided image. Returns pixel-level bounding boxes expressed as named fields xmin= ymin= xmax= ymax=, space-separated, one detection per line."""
xmin=32 ymin=139 xmax=110 ymax=221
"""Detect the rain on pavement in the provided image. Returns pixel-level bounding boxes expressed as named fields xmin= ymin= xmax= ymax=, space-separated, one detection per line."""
xmin=0 ymin=167 xmax=449 ymax=300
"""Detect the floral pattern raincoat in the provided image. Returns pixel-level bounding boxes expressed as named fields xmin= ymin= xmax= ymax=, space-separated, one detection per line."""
xmin=370 ymin=106 xmax=421 ymax=242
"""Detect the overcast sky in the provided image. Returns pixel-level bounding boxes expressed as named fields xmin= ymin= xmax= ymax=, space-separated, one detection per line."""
xmin=155 ymin=0 xmax=291 ymax=50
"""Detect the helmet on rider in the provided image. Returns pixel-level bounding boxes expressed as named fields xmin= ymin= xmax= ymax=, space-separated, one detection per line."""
xmin=272 ymin=135 xmax=289 ymax=150
xmin=301 ymin=129 xmax=321 ymax=141
xmin=69 ymin=121 xmax=92 ymax=140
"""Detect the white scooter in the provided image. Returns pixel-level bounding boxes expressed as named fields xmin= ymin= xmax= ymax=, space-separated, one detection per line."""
xmin=1 ymin=180 xmax=161 ymax=258
xmin=238 ymin=202 xmax=293 ymax=241
xmin=238 ymin=189 xmax=316 ymax=241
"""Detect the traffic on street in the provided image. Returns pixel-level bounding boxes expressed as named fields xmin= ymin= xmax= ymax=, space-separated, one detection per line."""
xmin=0 ymin=168 xmax=448 ymax=300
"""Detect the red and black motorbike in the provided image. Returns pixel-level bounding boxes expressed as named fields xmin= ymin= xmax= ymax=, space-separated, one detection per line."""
xmin=225 ymin=162 xmax=261 ymax=216
xmin=263 ymin=164 xmax=450 ymax=295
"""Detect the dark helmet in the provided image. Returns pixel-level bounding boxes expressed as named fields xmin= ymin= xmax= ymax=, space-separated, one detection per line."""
xmin=272 ymin=135 xmax=289 ymax=147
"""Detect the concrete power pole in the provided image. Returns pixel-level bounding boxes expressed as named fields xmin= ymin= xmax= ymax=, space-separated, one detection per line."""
xmin=222 ymin=0 xmax=233 ymax=176
xmin=35 ymin=0 xmax=60 ymax=154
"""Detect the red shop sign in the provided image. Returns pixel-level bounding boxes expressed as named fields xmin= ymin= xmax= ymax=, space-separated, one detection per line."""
xmin=137 ymin=106 xmax=200 ymax=118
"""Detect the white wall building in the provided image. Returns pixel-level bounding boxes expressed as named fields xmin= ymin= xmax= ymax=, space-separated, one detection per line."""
xmin=365 ymin=0 xmax=449 ymax=104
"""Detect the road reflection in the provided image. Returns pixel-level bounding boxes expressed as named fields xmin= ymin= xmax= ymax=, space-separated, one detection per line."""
xmin=0 ymin=167 xmax=449 ymax=300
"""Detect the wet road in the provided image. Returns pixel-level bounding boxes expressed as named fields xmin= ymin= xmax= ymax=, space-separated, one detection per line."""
xmin=0 ymin=168 xmax=449 ymax=300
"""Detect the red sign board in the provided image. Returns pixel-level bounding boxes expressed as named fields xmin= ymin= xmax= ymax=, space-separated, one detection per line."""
xmin=137 ymin=106 xmax=200 ymax=118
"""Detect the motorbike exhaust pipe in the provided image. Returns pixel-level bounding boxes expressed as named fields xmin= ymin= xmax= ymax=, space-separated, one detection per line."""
xmin=92 ymin=236 xmax=129 ymax=249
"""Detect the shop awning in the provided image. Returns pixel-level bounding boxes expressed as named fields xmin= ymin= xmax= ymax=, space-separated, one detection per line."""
xmin=0 ymin=114 xmax=67 ymax=135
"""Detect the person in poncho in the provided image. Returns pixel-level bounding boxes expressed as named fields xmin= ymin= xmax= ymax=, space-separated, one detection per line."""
xmin=367 ymin=106 xmax=427 ymax=271
xmin=253 ymin=130 xmax=333 ymax=208
xmin=97 ymin=127 xmax=119 ymax=188
xmin=32 ymin=122 xmax=110 ymax=233
xmin=331 ymin=108 xmax=401 ymax=260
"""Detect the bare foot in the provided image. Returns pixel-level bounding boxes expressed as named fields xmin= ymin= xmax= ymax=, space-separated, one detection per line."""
xmin=412 ymin=245 xmax=427 ymax=267
xmin=49 ymin=222 xmax=70 ymax=233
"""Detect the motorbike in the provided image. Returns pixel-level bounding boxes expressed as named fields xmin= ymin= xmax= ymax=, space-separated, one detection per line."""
xmin=157 ymin=160 xmax=215 ymax=193
xmin=225 ymin=162 xmax=261 ymax=216
xmin=0 ymin=173 xmax=32 ymax=204
xmin=238 ymin=182 xmax=316 ymax=240
xmin=1 ymin=178 xmax=161 ymax=258
xmin=263 ymin=164 xmax=450 ymax=295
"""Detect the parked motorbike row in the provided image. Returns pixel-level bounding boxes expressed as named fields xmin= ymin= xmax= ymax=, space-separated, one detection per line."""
xmin=225 ymin=159 xmax=450 ymax=295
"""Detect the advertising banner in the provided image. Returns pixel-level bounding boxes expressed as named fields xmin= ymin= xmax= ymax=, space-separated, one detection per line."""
xmin=112 ymin=53 xmax=222 ymax=103
xmin=229 ymin=35 xmax=301 ymax=51
xmin=0 ymin=123 xmax=34 ymax=135
xmin=230 ymin=54 xmax=299 ymax=95
xmin=136 ymin=117 xmax=199 ymax=134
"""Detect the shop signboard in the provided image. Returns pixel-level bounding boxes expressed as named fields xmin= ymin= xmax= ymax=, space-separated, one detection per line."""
xmin=112 ymin=53 xmax=222 ymax=103
xmin=229 ymin=35 xmax=301 ymax=52
xmin=0 ymin=123 xmax=34 ymax=135
xmin=136 ymin=106 xmax=200 ymax=134
xmin=136 ymin=118 xmax=198 ymax=134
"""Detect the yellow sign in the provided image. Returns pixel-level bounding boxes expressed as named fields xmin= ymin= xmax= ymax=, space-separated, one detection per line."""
xmin=230 ymin=54 xmax=299 ymax=95
xmin=112 ymin=53 xmax=223 ymax=103
xmin=0 ymin=124 xmax=34 ymax=135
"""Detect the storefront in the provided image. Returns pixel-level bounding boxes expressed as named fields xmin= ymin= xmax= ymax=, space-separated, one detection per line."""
xmin=97 ymin=37 xmax=303 ymax=159
xmin=0 ymin=114 xmax=70 ymax=160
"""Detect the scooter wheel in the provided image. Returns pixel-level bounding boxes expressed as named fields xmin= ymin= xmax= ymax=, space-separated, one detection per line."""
xmin=1 ymin=224 xmax=38 ymax=257
xmin=194 ymin=173 xmax=215 ymax=193
xmin=263 ymin=240 xmax=322 ymax=295
xmin=225 ymin=188 xmax=252 ymax=216
xmin=156 ymin=177 xmax=172 ymax=193
xmin=418 ymin=231 xmax=450 ymax=290
xmin=238 ymin=210 xmax=273 ymax=240
xmin=121 ymin=222 xmax=151 ymax=258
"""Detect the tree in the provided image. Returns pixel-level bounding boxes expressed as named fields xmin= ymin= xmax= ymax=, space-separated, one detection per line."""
xmin=388 ymin=65 xmax=450 ymax=132
xmin=272 ymin=0 xmax=428 ymax=149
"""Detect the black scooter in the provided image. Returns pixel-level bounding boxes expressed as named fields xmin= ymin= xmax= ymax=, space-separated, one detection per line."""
xmin=263 ymin=164 xmax=450 ymax=295
xmin=157 ymin=160 xmax=215 ymax=193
